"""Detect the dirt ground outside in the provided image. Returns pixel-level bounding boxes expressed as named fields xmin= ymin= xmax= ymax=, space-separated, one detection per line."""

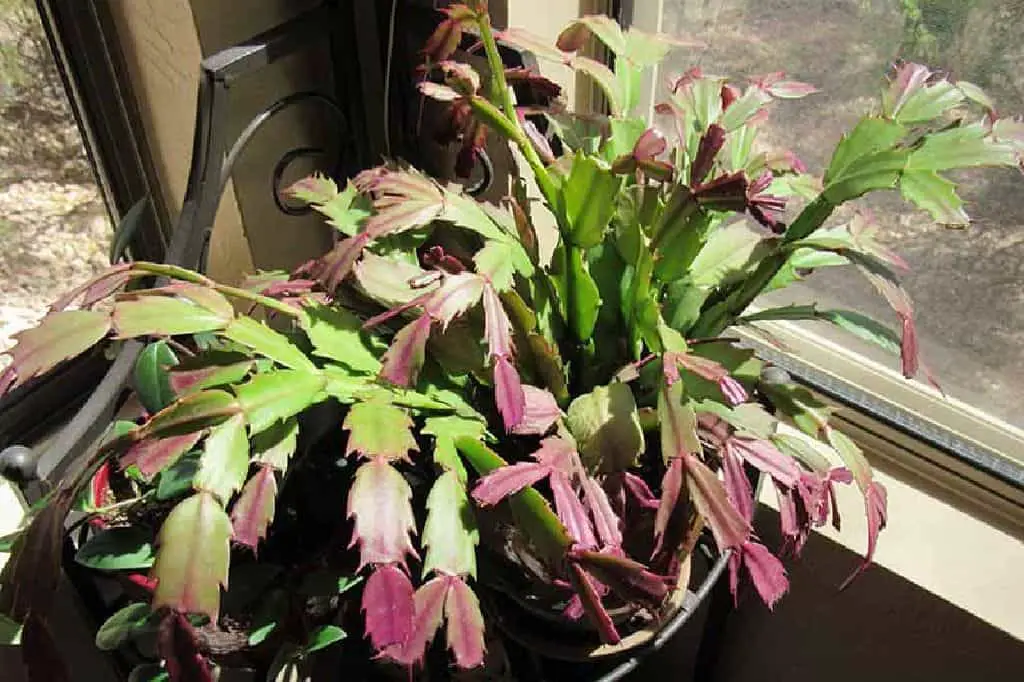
xmin=659 ymin=0 xmax=1024 ymax=429
xmin=0 ymin=0 xmax=111 ymax=359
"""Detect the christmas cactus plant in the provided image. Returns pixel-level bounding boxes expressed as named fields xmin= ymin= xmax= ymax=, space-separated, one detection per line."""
xmin=2 ymin=2 xmax=1022 ymax=679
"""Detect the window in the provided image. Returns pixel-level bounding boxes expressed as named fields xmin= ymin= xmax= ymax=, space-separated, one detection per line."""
xmin=628 ymin=0 xmax=1024 ymax=476
xmin=0 ymin=0 xmax=112 ymax=357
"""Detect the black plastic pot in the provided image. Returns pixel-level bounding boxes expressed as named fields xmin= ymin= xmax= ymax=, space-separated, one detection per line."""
xmin=475 ymin=540 xmax=731 ymax=682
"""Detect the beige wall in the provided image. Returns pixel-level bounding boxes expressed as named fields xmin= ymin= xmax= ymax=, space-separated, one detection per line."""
xmin=777 ymin=449 xmax=1024 ymax=641
xmin=699 ymin=460 xmax=1024 ymax=681
xmin=108 ymin=0 xmax=255 ymax=283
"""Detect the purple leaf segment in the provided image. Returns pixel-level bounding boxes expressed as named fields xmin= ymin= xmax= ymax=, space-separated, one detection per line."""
xmin=725 ymin=437 xmax=801 ymax=487
xmin=841 ymin=481 xmax=888 ymax=590
xmin=690 ymin=124 xmax=727 ymax=185
xmin=473 ymin=437 xmax=619 ymax=549
xmin=444 ymin=575 xmax=487 ymax=669
xmin=684 ymin=454 xmax=751 ymax=553
xmin=677 ymin=446 xmax=789 ymax=608
xmin=826 ymin=427 xmax=889 ymax=584
xmin=550 ymin=471 xmax=597 ymax=549
xmin=120 ymin=432 xmax=202 ymax=481
xmin=728 ymin=541 xmax=789 ymax=610
xmin=721 ymin=446 xmax=754 ymax=524
xmin=511 ymin=385 xmax=562 ymax=435
xmin=384 ymin=576 xmax=449 ymax=667
xmin=382 ymin=574 xmax=486 ymax=670
xmin=775 ymin=481 xmax=802 ymax=549
xmin=230 ymin=465 xmax=278 ymax=552
xmin=633 ymin=128 xmax=668 ymax=160
xmin=622 ymin=471 xmax=660 ymax=510
xmin=471 ymin=461 xmax=551 ymax=506
xmin=493 ymin=356 xmax=526 ymax=432
xmin=3 ymin=310 xmax=111 ymax=393
xmin=157 ymin=610 xmax=213 ymax=682
xmin=354 ymin=167 xmax=445 ymax=239
xmin=581 ymin=477 xmax=622 ymax=548
xmin=654 ymin=457 xmax=685 ymax=554
xmin=362 ymin=564 xmax=415 ymax=651
xmin=483 ymin=284 xmax=526 ymax=431
xmin=49 ymin=263 xmax=135 ymax=313
xmin=380 ymin=315 xmax=433 ymax=387
xmin=569 ymin=549 xmax=669 ymax=610
xmin=665 ymin=351 xmax=749 ymax=406
xmin=481 ymin=284 xmax=514 ymax=359
xmin=567 ymin=563 xmax=620 ymax=645
xmin=751 ymin=71 xmax=819 ymax=99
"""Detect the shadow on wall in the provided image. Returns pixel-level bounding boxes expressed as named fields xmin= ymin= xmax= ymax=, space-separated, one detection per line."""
xmin=660 ymin=508 xmax=1024 ymax=682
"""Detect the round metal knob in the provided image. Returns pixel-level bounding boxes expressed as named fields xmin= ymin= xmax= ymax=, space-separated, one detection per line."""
xmin=0 ymin=445 xmax=38 ymax=484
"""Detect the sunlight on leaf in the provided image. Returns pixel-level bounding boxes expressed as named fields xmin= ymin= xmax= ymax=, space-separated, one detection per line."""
xmin=252 ymin=418 xmax=298 ymax=471
xmin=113 ymin=297 xmax=231 ymax=339
xmin=348 ymin=459 xmax=417 ymax=569
xmin=121 ymin=432 xmax=202 ymax=481
xmin=343 ymin=401 xmax=417 ymax=462
xmin=221 ymin=317 xmax=316 ymax=372
xmin=658 ymin=381 xmax=702 ymax=463
xmin=230 ymin=466 xmax=278 ymax=552
xmin=152 ymin=492 xmax=231 ymax=621
xmin=235 ymin=369 xmax=326 ymax=434
xmin=443 ymin=576 xmax=486 ymax=669
xmin=422 ymin=470 xmax=478 ymax=579
xmin=5 ymin=310 xmax=110 ymax=390
xmin=423 ymin=416 xmax=486 ymax=480
xmin=142 ymin=389 xmax=240 ymax=439
xmin=304 ymin=624 xmax=347 ymax=655
xmin=194 ymin=414 xmax=249 ymax=504
xmin=302 ymin=304 xmax=381 ymax=373
xmin=567 ymin=383 xmax=644 ymax=473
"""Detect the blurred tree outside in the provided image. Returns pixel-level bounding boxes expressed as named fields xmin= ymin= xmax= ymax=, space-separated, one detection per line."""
xmin=0 ymin=0 xmax=92 ymax=181
xmin=882 ymin=0 xmax=1024 ymax=103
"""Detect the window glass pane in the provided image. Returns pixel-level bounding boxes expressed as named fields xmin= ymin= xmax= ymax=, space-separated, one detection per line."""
xmin=655 ymin=0 xmax=1024 ymax=429
xmin=1 ymin=1 xmax=111 ymax=361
